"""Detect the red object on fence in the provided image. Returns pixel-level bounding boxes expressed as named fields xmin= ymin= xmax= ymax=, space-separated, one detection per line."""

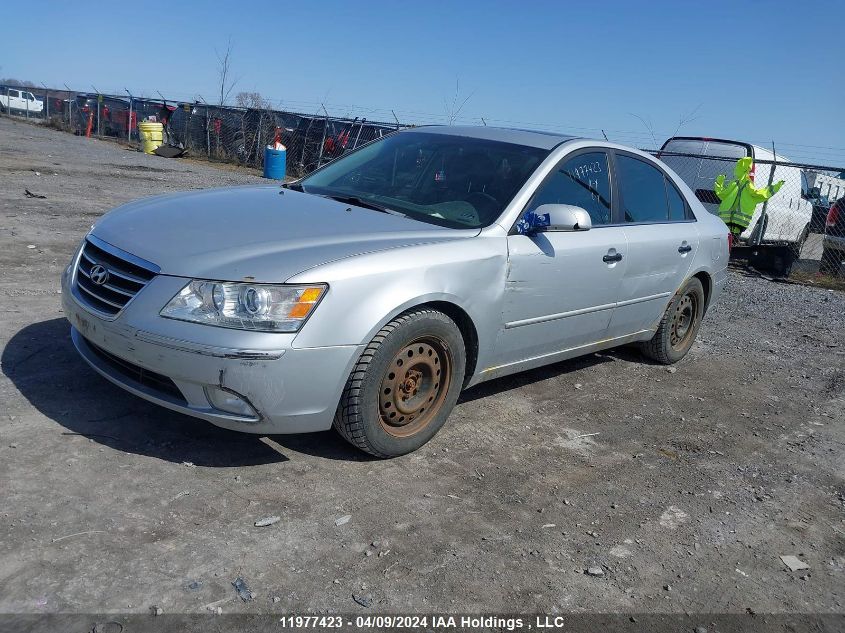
xmin=85 ymin=112 xmax=94 ymax=138
xmin=338 ymin=128 xmax=350 ymax=149
xmin=273 ymin=127 xmax=283 ymax=146
xmin=213 ymin=118 xmax=222 ymax=135
xmin=828 ymin=200 xmax=842 ymax=228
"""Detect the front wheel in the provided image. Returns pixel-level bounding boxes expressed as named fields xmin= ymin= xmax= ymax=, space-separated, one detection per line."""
xmin=334 ymin=308 xmax=466 ymax=458
xmin=640 ymin=277 xmax=705 ymax=364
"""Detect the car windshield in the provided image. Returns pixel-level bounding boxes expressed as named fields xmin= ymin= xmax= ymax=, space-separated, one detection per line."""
xmin=299 ymin=131 xmax=548 ymax=229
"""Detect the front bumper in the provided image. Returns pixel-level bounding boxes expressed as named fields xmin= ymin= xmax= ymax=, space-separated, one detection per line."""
xmin=62 ymin=266 xmax=362 ymax=435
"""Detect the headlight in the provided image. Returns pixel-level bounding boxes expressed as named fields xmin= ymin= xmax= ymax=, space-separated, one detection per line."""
xmin=160 ymin=281 xmax=326 ymax=332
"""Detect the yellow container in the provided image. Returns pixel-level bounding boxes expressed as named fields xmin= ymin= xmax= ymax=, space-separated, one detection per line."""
xmin=138 ymin=121 xmax=164 ymax=154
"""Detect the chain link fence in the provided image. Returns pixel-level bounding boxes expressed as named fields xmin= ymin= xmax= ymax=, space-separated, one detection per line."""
xmin=3 ymin=84 xmax=843 ymax=279
xmin=166 ymin=103 xmax=402 ymax=178
xmin=1 ymin=84 xmax=406 ymax=178
xmin=650 ymin=147 xmax=845 ymax=278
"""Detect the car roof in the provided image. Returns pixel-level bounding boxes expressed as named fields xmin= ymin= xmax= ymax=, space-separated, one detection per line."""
xmin=408 ymin=125 xmax=579 ymax=150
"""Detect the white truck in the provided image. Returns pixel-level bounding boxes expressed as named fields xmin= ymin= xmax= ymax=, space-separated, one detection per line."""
xmin=0 ymin=87 xmax=44 ymax=115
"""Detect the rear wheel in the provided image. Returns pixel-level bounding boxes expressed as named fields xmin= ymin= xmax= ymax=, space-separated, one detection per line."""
xmin=640 ymin=277 xmax=705 ymax=364
xmin=334 ymin=308 xmax=466 ymax=458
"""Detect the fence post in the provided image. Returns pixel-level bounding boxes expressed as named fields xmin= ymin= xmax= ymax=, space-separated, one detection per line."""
xmin=316 ymin=105 xmax=329 ymax=169
xmin=125 ymin=89 xmax=133 ymax=143
xmin=63 ymin=84 xmax=72 ymax=125
xmin=352 ymin=118 xmax=364 ymax=149
xmin=42 ymin=83 xmax=49 ymax=119
xmin=206 ymin=105 xmax=210 ymax=157
xmin=26 ymin=91 xmax=29 ymax=118
xmin=256 ymin=112 xmax=263 ymax=166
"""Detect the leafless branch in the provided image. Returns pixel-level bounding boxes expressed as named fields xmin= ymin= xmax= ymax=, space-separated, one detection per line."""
xmin=216 ymin=38 xmax=239 ymax=106
xmin=443 ymin=78 xmax=475 ymax=125
xmin=670 ymin=103 xmax=703 ymax=139
xmin=628 ymin=112 xmax=658 ymax=149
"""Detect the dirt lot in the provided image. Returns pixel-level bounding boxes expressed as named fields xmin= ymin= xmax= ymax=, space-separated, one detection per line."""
xmin=1 ymin=117 xmax=844 ymax=621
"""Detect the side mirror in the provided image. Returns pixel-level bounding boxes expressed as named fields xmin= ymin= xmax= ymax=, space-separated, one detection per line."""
xmin=531 ymin=204 xmax=592 ymax=232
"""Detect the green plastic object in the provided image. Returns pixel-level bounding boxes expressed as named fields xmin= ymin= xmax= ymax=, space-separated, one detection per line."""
xmin=714 ymin=157 xmax=784 ymax=235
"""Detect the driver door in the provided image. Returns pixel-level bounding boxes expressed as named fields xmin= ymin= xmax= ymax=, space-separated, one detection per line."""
xmin=495 ymin=149 xmax=628 ymax=368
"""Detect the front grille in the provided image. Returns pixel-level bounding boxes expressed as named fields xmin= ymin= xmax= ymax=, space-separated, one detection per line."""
xmin=74 ymin=237 xmax=158 ymax=316
xmin=85 ymin=338 xmax=187 ymax=405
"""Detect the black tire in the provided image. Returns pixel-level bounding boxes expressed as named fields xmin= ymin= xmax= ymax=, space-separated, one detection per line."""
xmin=334 ymin=308 xmax=466 ymax=458
xmin=640 ymin=277 xmax=705 ymax=365
xmin=820 ymin=246 xmax=842 ymax=276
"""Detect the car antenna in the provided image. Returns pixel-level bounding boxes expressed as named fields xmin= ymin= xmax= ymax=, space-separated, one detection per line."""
xmin=602 ymin=129 xmax=609 ymax=141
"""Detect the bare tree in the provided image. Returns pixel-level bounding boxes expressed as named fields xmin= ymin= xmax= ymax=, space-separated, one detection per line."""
xmin=629 ymin=104 xmax=704 ymax=149
xmin=443 ymin=78 xmax=474 ymax=125
xmin=628 ymin=112 xmax=658 ymax=149
xmin=235 ymin=91 xmax=269 ymax=110
xmin=216 ymin=38 xmax=238 ymax=106
xmin=669 ymin=103 xmax=703 ymax=139
xmin=0 ymin=78 xmax=36 ymax=88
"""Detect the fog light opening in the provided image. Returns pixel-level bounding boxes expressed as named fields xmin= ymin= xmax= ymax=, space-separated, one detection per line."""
xmin=204 ymin=386 xmax=258 ymax=418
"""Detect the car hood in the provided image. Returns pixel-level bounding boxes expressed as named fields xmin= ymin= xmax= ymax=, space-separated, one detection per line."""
xmin=90 ymin=185 xmax=478 ymax=282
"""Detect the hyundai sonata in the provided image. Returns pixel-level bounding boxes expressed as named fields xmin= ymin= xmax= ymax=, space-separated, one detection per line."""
xmin=62 ymin=127 xmax=729 ymax=457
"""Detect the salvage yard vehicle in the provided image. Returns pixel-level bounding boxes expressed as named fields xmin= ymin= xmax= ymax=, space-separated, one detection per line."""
xmin=821 ymin=197 xmax=845 ymax=275
xmin=658 ymin=137 xmax=813 ymax=251
xmin=62 ymin=127 xmax=729 ymax=457
xmin=0 ymin=87 xmax=44 ymax=114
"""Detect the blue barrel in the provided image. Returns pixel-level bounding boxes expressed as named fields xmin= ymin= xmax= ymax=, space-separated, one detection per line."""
xmin=263 ymin=146 xmax=287 ymax=180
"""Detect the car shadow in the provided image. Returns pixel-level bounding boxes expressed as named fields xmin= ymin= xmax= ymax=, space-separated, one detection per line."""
xmin=1 ymin=318 xmax=368 ymax=466
xmin=3 ymin=319 xmax=653 ymax=465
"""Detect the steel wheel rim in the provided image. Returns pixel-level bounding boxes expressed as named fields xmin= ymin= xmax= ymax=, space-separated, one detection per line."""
xmin=378 ymin=337 xmax=451 ymax=438
xmin=670 ymin=292 xmax=697 ymax=350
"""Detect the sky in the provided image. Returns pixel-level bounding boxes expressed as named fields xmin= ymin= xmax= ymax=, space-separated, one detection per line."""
xmin=2 ymin=0 xmax=844 ymax=164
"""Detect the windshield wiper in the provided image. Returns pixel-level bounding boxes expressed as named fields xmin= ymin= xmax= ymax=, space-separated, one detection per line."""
xmin=321 ymin=194 xmax=407 ymax=218
xmin=281 ymin=182 xmax=304 ymax=192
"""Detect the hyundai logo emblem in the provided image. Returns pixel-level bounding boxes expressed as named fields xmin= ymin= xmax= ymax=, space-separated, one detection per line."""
xmin=89 ymin=264 xmax=109 ymax=285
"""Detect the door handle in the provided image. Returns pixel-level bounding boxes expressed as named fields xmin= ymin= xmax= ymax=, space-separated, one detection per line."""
xmin=678 ymin=244 xmax=692 ymax=253
xmin=603 ymin=252 xmax=623 ymax=263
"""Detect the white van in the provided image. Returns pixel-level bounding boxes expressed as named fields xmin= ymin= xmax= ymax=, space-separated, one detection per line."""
xmin=658 ymin=137 xmax=812 ymax=248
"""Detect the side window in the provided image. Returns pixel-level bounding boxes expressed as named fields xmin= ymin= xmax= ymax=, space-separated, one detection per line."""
xmin=8 ymin=89 xmax=19 ymax=98
xmin=616 ymin=154 xmax=670 ymax=223
xmin=527 ymin=151 xmax=612 ymax=225
xmin=665 ymin=177 xmax=689 ymax=221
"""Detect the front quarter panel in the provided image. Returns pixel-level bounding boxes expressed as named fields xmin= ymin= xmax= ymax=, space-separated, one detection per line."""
xmin=287 ymin=235 xmax=507 ymax=379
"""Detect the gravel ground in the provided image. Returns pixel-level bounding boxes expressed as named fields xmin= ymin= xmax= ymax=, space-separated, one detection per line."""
xmin=1 ymin=117 xmax=844 ymax=620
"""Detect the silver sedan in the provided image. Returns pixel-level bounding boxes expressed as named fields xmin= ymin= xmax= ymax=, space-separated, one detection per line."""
xmin=62 ymin=127 xmax=729 ymax=457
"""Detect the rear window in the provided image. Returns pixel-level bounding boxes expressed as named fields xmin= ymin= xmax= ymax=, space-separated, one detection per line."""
xmin=661 ymin=139 xmax=749 ymax=159
xmin=659 ymin=138 xmax=751 ymax=208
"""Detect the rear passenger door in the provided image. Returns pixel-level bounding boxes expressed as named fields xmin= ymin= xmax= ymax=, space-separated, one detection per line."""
xmin=607 ymin=152 xmax=699 ymax=338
